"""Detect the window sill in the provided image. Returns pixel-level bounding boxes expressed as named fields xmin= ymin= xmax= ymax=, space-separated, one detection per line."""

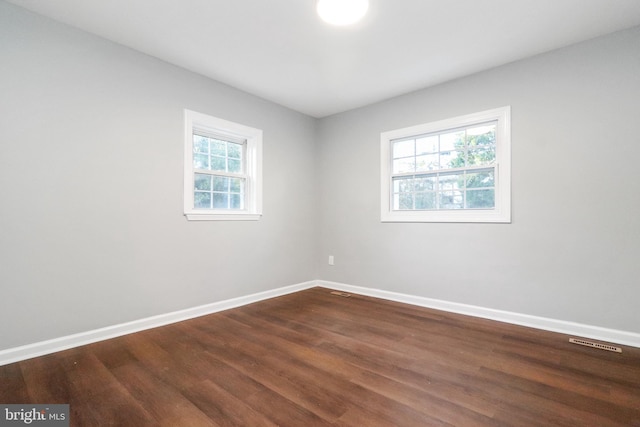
xmin=185 ymin=212 xmax=262 ymax=221
xmin=381 ymin=209 xmax=510 ymax=223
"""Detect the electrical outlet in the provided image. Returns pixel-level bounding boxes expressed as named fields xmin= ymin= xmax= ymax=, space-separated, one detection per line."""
xmin=328 ymin=255 xmax=334 ymax=265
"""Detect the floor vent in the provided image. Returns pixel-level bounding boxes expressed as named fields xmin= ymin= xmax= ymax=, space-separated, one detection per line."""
xmin=569 ymin=338 xmax=622 ymax=353
xmin=330 ymin=291 xmax=352 ymax=298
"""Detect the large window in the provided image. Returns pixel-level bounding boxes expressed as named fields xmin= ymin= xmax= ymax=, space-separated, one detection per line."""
xmin=184 ymin=110 xmax=262 ymax=221
xmin=381 ymin=107 xmax=511 ymax=223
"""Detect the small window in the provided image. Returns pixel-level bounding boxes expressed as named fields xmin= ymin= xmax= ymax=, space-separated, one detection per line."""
xmin=381 ymin=107 xmax=511 ymax=223
xmin=184 ymin=110 xmax=262 ymax=221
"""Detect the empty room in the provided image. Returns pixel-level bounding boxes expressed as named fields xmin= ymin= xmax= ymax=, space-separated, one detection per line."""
xmin=1 ymin=0 xmax=639 ymax=425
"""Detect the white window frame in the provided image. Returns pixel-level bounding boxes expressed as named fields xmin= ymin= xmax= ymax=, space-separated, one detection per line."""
xmin=381 ymin=106 xmax=511 ymax=223
xmin=184 ymin=109 xmax=262 ymax=221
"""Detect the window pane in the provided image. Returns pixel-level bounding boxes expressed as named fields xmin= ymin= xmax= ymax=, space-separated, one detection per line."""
xmin=439 ymin=150 xmax=465 ymax=169
xmin=194 ymin=173 xmax=212 ymax=191
xmin=466 ymin=189 xmax=495 ymax=209
xmin=466 ymin=122 xmax=496 ymax=167
xmin=194 ymin=192 xmax=211 ymax=209
xmin=393 ymin=177 xmax=413 ymax=193
xmin=227 ymin=143 xmax=242 ymax=159
xmin=229 ymin=177 xmax=244 ymax=193
xmin=438 ymin=173 xmax=463 ymax=191
xmin=393 ymin=158 xmax=415 ymax=174
xmin=211 ymin=140 xmax=226 ymax=156
xmin=230 ymin=194 xmax=243 ymax=209
xmin=393 ymin=140 xmax=414 ymax=159
xmin=212 ymin=176 xmax=229 ymax=191
xmin=415 ymin=192 xmax=436 ymax=209
xmin=398 ymin=193 xmax=414 ymax=210
xmin=210 ymin=156 xmax=226 ymax=171
xmin=193 ymin=136 xmax=209 ymax=153
xmin=213 ymin=193 xmax=228 ymax=209
xmin=416 ymin=136 xmax=438 ymax=154
xmin=438 ymin=191 xmax=464 ymax=209
xmin=415 ymin=154 xmax=438 ymax=171
xmin=467 ymin=147 xmax=496 ymax=166
xmin=193 ymin=154 xmax=209 ymax=169
xmin=228 ymin=158 xmax=242 ymax=173
xmin=466 ymin=169 xmax=494 ymax=188
xmin=413 ymin=176 xmax=436 ymax=191
xmin=440 ymin=130 xmax=464 ymax=152
xmin=466 ymin=123 xmax=496 ymax=148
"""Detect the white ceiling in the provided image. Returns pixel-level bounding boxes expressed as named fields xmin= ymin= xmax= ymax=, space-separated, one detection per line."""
xmin=7 ymin=0 xmax=640 ymax=117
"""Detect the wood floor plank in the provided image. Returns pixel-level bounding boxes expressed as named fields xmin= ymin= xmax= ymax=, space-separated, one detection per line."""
xmin=214 ymin=313 xmax=450 ymax=426
xmin=349 ymin=368 xmax=503 ymax=425
xmin=472 ymin=367 xmax=633 ymax=427
xmin=20 ymin=354 xmax=72 ymax=404
xmin=1 ymin=286 xmax=639 ymax=426
xmin=181 ymin=379 xmax=278 ymax=427
xmin=194 ymin=351 xmax=335 ymax=427
xmin=70 ymin=381 xmax=157 ymax=427
xmin=0 ymin=362 xmax=30 ymax=403
xmin=110 ymin=363 xmax=219 ymax=427
xmin=185 ymin=317 xmax=352 ymax=422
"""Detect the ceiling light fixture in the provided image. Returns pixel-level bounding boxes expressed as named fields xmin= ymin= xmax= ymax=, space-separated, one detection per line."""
xmin=316 ymin=0 xmax=369 ymax=26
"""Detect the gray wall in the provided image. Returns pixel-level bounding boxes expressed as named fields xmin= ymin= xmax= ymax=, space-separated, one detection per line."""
xmin=316 ymin=26 xmax=640 ymax=333
xmin=0 ymin=2 xmax=318 ymax=350
xmin=2 ymin=1 xmax=639 ymax=353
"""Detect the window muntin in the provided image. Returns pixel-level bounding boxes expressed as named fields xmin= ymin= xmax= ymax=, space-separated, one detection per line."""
xmin=193 ymin=134 xmax=246 ymax=210
xmin=193 ymin=134 xmax=244 ymax=174
xmin=391 ymin=122 xmax=497 ymax=211
xmin=381 ymin=106 xmax=510 ymax=223
xmin=184 ymin=110 xmax=262 ymax=221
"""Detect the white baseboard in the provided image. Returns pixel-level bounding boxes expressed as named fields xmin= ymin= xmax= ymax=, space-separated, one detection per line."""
xmin=0 ymin=281 xmax=316 ymax=366
xmin=3 ymin=279 xmax=638 ymax=366
xmin=317 ymin=280 xmax=640 ymax=349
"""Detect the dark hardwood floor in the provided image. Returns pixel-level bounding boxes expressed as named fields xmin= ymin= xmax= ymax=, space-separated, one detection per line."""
xmin=1 ymin=287 xmax=639 ymax=426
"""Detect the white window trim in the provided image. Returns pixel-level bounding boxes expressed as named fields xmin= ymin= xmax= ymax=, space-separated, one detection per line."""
xmin=380 ymin=106 xmax=511 ymax=223
xmin=184 ymin=109 xmax=263 ymax=221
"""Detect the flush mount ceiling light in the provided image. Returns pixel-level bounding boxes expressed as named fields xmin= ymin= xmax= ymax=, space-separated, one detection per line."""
xmin=317 ymin=0 xmax=369 ymax=26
